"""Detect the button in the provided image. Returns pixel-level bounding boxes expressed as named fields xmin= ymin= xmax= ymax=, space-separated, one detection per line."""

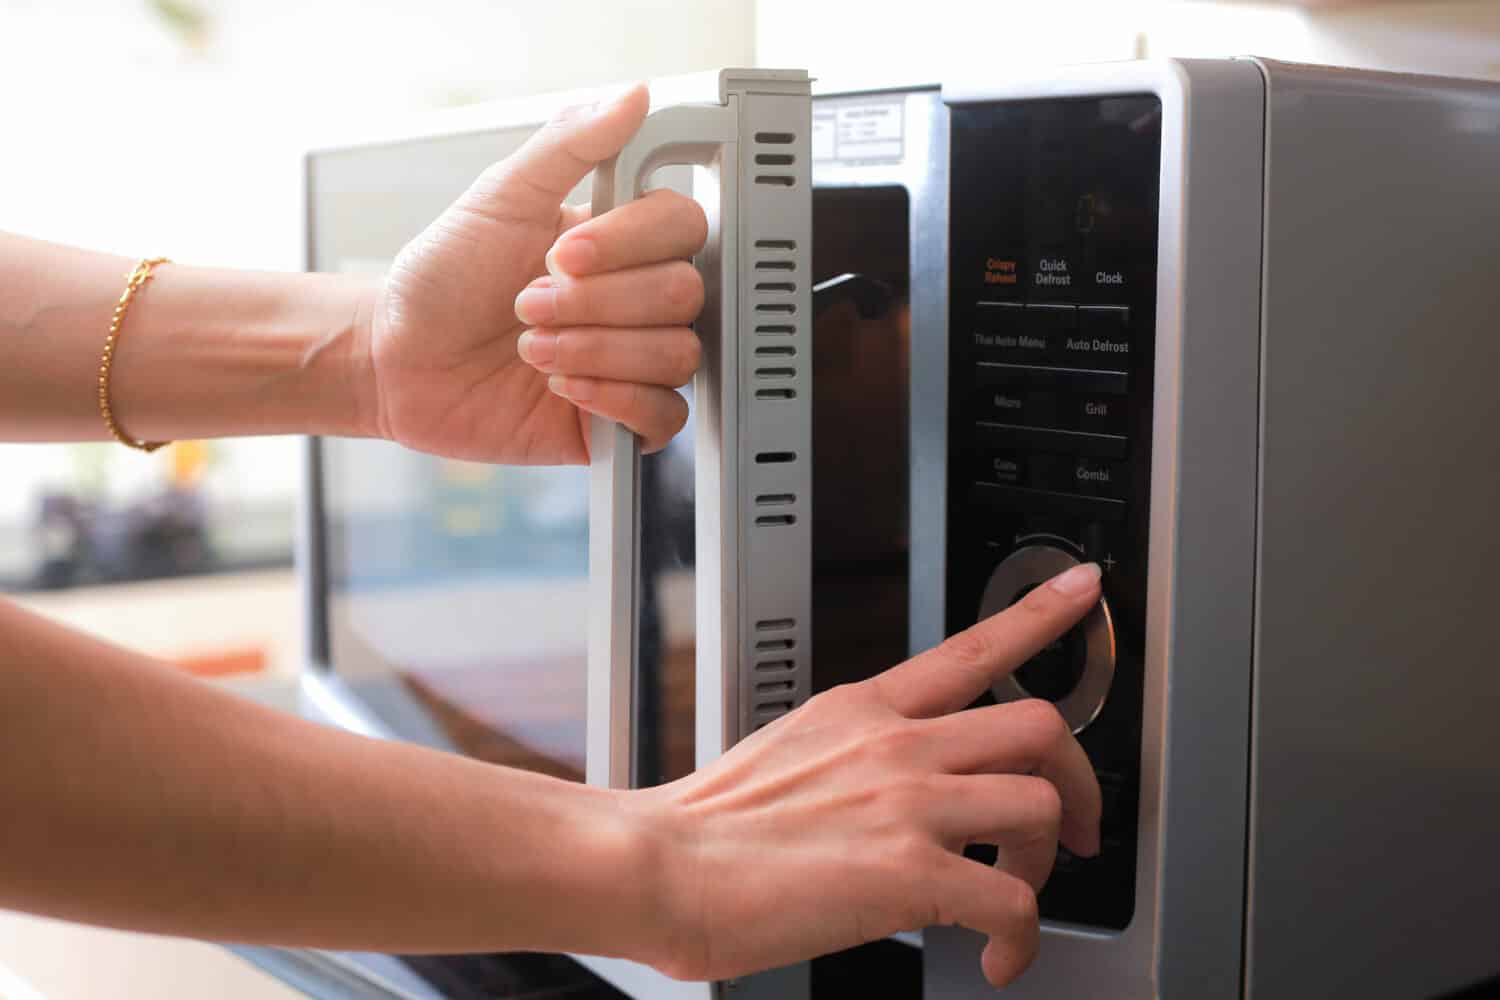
xmin=1088 ymin=252 xmax=1132 ymax=295
xmin=1071 ymin=393 xmax=1126 ymax=433
xmin=978 ymin=452 xmax=1072 ymax=492
xmin=974 ymin=387 xmax=1031 ymax=423
xmin=971 ymin=302 xmax=1042 ymax=363
xmin=966 ymin=303 xmax=1068 ymax=364
xmin=980 ymin=451 xmax=1025 ymax=486
xmin=973 ymin=387 xmax=1066 ymax=427
xmin=1060 ymin=306 xmax=1131 ymax=365
xmin=1069 ymin=456 xmax=1129 ymax=499
xmin=971 ymin=481 xmax=1127 ymax=523
xmin=982 ymin=257 xmax=1022 ymax=290
xmin=1011 ymin=587 xmax=1089 ymax=699
xmin=976 ymin=544 xmax=1117 ymax=732
xmin=976 ymin=421 xmax=1128 ymax=460
xmin=1031 ymin=253 xmax=1077 ymax=293
xmin=975 ymin=363 xmax=1129 ymax=397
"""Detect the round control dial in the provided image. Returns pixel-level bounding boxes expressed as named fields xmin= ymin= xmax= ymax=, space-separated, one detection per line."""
xmin=978 ymin=544 xmax=1116 ymax=733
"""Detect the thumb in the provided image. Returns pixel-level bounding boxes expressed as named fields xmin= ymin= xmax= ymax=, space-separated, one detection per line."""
xmin=476 ymin=83 xmax=651 ymax=224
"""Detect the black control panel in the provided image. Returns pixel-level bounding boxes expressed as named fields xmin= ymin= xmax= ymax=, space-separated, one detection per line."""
xmin=947 ymin=96 xmax=1161 ymax=930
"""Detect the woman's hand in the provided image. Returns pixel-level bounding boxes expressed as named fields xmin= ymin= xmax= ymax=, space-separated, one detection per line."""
xmin=630 ymin=563 xmax=1105 ymax=989
xmin=361 ymin=84 xmax=708 ymax=463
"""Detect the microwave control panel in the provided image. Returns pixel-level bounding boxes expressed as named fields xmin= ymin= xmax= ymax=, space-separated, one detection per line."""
xmin=946 ymin=94 xmax=1162 ymax=930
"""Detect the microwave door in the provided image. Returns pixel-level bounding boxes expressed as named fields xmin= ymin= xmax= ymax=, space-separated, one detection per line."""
xmin=585 ymin=71 xmax=814 ymax=1000
xmin=294 ymin=87 xmax=778 ymax=1000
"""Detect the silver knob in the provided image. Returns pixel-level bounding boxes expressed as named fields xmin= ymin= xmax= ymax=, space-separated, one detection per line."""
xmin=978 ymin=544 xmax=1115 ymax=733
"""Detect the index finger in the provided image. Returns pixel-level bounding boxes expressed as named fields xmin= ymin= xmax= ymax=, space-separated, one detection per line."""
xmin=870 ymin=562 xmax=1102 ymax=719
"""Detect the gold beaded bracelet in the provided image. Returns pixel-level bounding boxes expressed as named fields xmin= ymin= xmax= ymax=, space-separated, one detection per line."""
xmin=99 ymin=257 xmax=171 ymax=452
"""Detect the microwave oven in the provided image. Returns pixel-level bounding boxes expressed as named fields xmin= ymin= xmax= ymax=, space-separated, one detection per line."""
xmin=277 ymin=58 xmax=1500 ymax=1000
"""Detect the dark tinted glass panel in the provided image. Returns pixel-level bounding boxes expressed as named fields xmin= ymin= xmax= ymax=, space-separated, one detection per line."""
xmin=948 ymin=95 xmax=1162 ymax=930
xmin=811 ymin=186 xmax=911 ymax=695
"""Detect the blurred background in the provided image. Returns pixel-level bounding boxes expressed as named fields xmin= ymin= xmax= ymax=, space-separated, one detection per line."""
xmin=1 ymin=1 xmax=1497 ymax=996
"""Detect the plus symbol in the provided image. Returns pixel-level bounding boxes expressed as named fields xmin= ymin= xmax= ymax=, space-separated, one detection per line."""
xmin=1102 ymin=553 xmax=1117 ymax=573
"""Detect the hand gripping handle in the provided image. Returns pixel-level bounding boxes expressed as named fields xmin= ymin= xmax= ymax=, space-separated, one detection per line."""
xmin=587 ymin=70 xmax=812 ymax=791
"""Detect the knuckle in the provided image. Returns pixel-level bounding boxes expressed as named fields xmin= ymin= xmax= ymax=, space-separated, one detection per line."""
xmin=1011 ymin=698 xmax=1069 ymax=745
xmin=658 ymin=190 xmax=710 ymax=250
xmin=664 ymin=262 xmax=705 ymax=316
xmin=1017 ymin=776 xmax=1064 ymax=830
xmin=938 ymin=627 xmax=995 ymax=673
xmin=1001 ymin=874 xmax=1040 ymax=927
xmin=885 ymin=723 xmax=930 ymax=764
xmin=553 ymin=280 xmax=587 ymax=324
xmin=550 ymin=329 xmax=576 ymax=369
xmin=888 ymin=830 xmax=935 ymax=872
xmin=671 ymin=332 xmax=702 ymax=384
xmin=808 ymin=682 xmax=863 ymax=716
xmin=683 ymin=199 xmax=709 ymax=250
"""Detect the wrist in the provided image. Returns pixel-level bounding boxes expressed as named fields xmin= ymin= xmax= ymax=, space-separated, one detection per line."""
xmin=339 ymin=278 xmax=383 ymax=440
xmin=292 ymin=272 xmax=381 ymax=440
xmin=615 ymin=785 xmax=708 ymax=980
xmin=584 ymin=785 xmax=689 ymax=971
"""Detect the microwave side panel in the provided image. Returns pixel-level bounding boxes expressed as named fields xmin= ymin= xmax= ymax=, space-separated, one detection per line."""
xmin=927 ymin=58 xmax=1265 ymax=1000
xmin=1246 ymin=59 xmax=1500 ymax=1000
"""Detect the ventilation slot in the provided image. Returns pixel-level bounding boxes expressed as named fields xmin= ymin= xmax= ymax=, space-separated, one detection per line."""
xmin=759 ymin=701 xmax=795 ymax=714
xmin=755 ymin=132 xmax=795 ymax=145
xmin=756 ymin=367 xmax=796 ymax=380
xmin=756 ymin=175 xmax=795 ymax=187
xmin=755 ymin=638 xmax=795 ymax=652
xmin=755 ymin=281 xmax=796 ymax=293
xmin=755 ymin=660 xmax=795 ymax=674
xmin=755 ymin=239 xmax=796 ymax=250
xmin=755 ymin=303 xmax=796 ymax=314
xmin=755 ymin=493 xmax=795 ymax=506
xmin=755 ymin=345 xmax=795 ymax=358
xmin=756 ymin=680 xmax=795 ymax=696
xmin=756 ymin=618 xmax=796 ymax=632
xmin=756 ymin=451 xmax=796 ymax=464
xmin=755 ymin=388 xmax=796 ymax=401
xmin=755 ymin=324 xmax=795 ymax=336
xmin=755 ymin=152 xmax=796 ymax=166
xmin=755 ymin=260 xmax=794 ymax=271
xmin=755 ymin=514 xmax=797 ymax=527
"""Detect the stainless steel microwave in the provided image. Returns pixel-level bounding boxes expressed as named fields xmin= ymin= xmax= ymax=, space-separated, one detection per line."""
xmin=277 ymin=58 xmax=1500 ymax=1000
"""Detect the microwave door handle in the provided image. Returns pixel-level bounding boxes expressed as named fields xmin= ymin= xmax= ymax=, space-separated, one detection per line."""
xmin=586 ymin=102 xmax=735 ymax=791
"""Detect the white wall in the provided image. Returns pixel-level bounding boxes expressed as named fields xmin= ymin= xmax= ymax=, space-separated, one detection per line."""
xmin=0 ymin=0 xmax=756 ymax=590
xmin=1 ymin=0 xmax=756 ymax=270
xmin=1149 ymin=0 xmax=1500 ymax=79
xmin=756 ymin=0 xmax=1500 ymax=85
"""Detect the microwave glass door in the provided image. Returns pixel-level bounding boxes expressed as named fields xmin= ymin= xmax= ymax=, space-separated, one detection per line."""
xmin=303 ymin=122 xmax=691 ymax=1000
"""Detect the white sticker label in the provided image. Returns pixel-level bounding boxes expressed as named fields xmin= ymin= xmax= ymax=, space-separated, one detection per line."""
xmin=813 ymin=99 xmax=904 ymax=163
xmin=812 ymin=112 xmax=837 ymax=161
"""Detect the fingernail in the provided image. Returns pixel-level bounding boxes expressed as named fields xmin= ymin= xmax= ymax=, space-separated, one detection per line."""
xmin=1049 ymin=562 xmax=1102 ymax=596
xmin=548 ymin=236 xmax=598 ymax=277
xmin=514 ymin=285 xmax=557 ymax=325
xmin=548 ymin=374 xmax=593 ymax=402
xmin=517 ymin=331 xmax=557 ymax=369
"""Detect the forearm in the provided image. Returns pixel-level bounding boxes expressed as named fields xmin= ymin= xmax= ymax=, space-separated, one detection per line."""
xmin=0 ymin=232 xmax=375 ymax=442
xmin=0 ymin=598 xmax=667 ymax=960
